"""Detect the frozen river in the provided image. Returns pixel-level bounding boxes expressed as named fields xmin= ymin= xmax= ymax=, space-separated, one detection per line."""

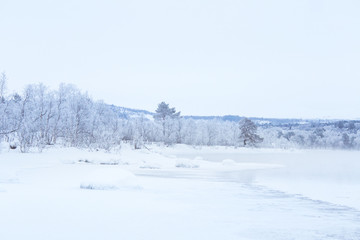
xmin=169 ymin=149 xmax=360 ymax=210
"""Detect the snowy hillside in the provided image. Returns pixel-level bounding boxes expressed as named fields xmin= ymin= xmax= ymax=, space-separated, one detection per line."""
xmin=109 ymin=104 xmax=340 ymax=127
xmin=109 ymin=105 xmax=154 ymax=120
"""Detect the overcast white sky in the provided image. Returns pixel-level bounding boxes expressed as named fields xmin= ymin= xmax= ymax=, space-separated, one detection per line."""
xmin=1 ymin=0 xmax=359 ymax=119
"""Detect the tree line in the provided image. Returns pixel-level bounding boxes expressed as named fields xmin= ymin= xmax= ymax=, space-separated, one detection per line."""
xmin=0 ymin=76 xmax=359 ymax=152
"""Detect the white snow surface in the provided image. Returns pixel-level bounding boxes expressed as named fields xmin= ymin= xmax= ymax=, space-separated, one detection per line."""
xmin=1 ymin=144 xmax=360 ymax=239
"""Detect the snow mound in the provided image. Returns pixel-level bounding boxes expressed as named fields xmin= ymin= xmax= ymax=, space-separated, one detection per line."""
xmin=80 ymin=168 xmax=141 ymax=190
xmin=139 ymin=164 xmax=161 ymax=169
xmin=77 ymin=158 xmax=122 ymax=165
xmin=222 ymin=159 xmax=236 ymax=166
xmin=175 ymin=159 xmax=200 ymax=169
xmin=0 ymin=142 xmax=9 ymax=152
xmin=80 ymin=183 xmax=118 ymax=190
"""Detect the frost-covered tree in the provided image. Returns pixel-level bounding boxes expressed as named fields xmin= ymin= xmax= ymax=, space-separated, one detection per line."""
xmin=154 ymin=102 xmax=180 ymax=121
xmin=2 ymin=79 xmax=360 ymax=152
xmin=0 ymin=72 xmax=7 ymax=103
xmin=239 ymin=118 xmax=263 ymax=147
xmin=283 ymin=131 xmax=295 ymax=141
xmin=342 ymin=133 xmax=356 ymax=149
xmin=154 ymin=102 xmax=180 ymax=144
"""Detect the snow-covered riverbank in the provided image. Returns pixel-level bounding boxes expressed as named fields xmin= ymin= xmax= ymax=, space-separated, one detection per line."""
xmin=1 ymin=144 xmax=360 ymax=239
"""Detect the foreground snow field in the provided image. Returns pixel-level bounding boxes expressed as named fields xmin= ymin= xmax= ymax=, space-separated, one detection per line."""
xmin=1 ymin=144 xmax=360 ymax=240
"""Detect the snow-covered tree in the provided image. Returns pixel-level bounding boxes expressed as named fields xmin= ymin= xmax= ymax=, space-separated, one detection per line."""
xmin=0 ymin=72 xmax=7 ymax=103
xmin=1 ymin=79 xmax=359 ymax=152
xmin=154 ymin=102 xmax=180 ymax=121
xmin=239 ymin=118 xmax=263 ymax=147
xmin=154 ymin=102 xmax=180 ymax=144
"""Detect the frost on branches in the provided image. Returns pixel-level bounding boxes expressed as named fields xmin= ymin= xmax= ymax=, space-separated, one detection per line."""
xmin=0 ymin=76 xmax=359 ymax=152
